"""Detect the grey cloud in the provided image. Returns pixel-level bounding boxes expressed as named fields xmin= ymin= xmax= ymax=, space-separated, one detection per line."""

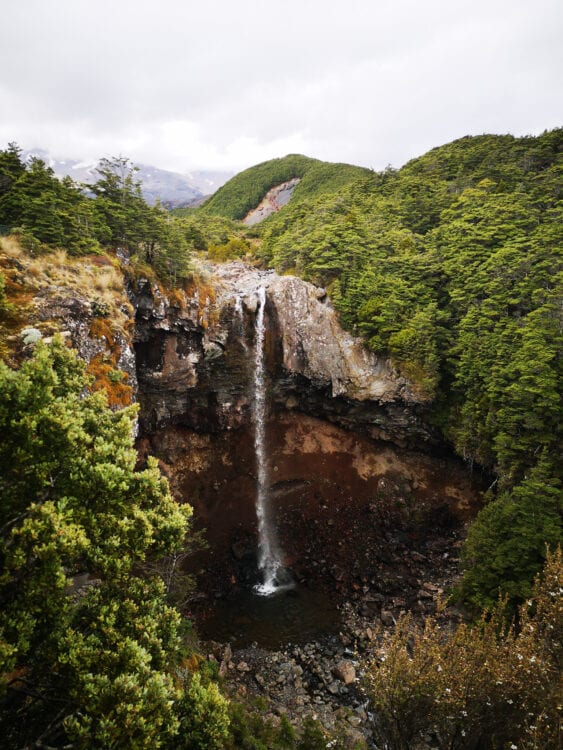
xmin=1 ymin=0 xmax=561 ymax=171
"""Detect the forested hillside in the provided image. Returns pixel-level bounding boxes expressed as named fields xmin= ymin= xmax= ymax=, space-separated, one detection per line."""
xmin=0 ymin=132 xmax=561 ymax=748
xmin=254 ymin=130 xmax=562 ymax=609
xmin=195 ymin=154 xmax=370 ymax=221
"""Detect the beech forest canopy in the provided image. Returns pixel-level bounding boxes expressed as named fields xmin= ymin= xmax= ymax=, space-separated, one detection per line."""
xmin=197 ymin=130 xmax=562 ymax=610
xmin=194 ymin=154 xmax=371 ymax=221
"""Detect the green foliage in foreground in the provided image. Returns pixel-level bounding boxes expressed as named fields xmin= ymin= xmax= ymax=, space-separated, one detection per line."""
xmin=257 ymin=129 xmax=563 ymax=609
xmin=0 ymin=339 xmax=230 ymax=748
xmin=198 ymin=153 xmax=370 ymax=221
xmin=365 ymin=548 xmax=562 ymax=750
xmin=225 ymin=701 xmax=365 ymax=750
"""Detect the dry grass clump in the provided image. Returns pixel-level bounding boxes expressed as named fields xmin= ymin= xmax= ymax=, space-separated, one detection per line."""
xmin=0 ymin=236 xmax=132 ymax=336
xmin=0 ymin=237 xmax=135 ymax=385
xmin=181 ymin=260 xmax=221 ymax=328
xmin=0 ymin=235 xmax=25 ymax=258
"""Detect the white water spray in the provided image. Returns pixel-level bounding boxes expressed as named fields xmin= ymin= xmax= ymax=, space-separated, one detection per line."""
xmin=234 ymin=294 xmax=247 ymax=350
xmin=252 ymin=287 xmax=291 ymax=596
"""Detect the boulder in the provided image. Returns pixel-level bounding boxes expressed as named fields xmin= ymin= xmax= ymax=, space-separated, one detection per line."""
xmin=332 ymin=660 xmax=356 ymax=685
xmin=380 ymin=610 xmax=395 ymax=627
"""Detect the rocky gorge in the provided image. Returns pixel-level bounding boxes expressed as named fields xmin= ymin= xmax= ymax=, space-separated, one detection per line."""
xmin=11 ymin=254 xmax=484 ymax=743
xmin=133 ymin=261 xmax=437 ymax=442
xmin=129 ymin=261 xmax=483 ymax=741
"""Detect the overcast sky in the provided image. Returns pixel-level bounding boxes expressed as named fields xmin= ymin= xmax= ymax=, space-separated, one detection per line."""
xmin=1 ymin=0 xmax=561 ymax=173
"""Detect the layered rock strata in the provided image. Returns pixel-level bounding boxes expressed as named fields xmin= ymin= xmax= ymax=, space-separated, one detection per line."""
xmin=132 ymin=261 xmax=438 ymax=448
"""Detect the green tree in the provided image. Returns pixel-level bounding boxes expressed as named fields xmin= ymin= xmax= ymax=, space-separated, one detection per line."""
xmin=461 ymin=454 xmax=562 ymax=610
xmin=91 ymin=157 xmax=195 ymax=285
xmin=173 ymin=671 xmax=230 ymax=750
xmin=91 ymin=156 xmax=154 ymax=250
xmin=0 ymin=338 xmax=193 ymax=747
xmin=151 ymin=213 xmax=194 ymax=287
xmin=0 ymin=156 xmax=106 ymax=253
xmin=0 ymin=143 xmax=25 ymax=200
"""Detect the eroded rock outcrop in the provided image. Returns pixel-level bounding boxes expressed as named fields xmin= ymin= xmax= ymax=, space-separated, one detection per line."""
xmin=243 ymin=178 xmax=301 ymax=225
xmin=265 ymin=273 xmax=414 ymax=402
xmin=132 ymin=261 xmax=438 ymax=447
xmin=34 ymin=292 xmax=137 ymax=398
xmin=0 ymin=247 xmax=137 ymax=405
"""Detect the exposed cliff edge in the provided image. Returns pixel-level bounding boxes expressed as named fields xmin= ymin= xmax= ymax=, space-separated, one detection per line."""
xmin=0 ymin=245 xmax=438 ymax=448
xmin=133 ymin=261 xmax=438 ymax=448
xmin=243 ymin=178 xmax=301 ymax=225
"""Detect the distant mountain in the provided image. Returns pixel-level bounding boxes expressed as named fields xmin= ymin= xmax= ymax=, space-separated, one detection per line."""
xmin=182 ymin=169 xmax=235 ymax=197
xmin=22 ymin=149 xmax=233 ymax=208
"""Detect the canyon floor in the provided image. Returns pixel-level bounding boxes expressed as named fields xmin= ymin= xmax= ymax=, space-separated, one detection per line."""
xmin=139 ymin=411 xmax=486 ymax=744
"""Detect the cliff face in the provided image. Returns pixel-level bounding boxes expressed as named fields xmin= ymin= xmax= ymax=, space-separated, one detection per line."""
xmin=2 ymin=247 xmax=438 ymax=448
xmin=132 ymin=261 xmax=438 ymax=448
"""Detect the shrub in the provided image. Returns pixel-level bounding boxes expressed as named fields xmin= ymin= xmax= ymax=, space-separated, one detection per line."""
xmin=364 ymin=548 xmax=562 ymax=750
xmin=173 ymin=671 xmax=230 ymax=750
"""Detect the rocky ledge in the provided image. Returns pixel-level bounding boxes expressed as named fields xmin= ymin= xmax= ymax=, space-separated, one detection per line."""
xmin=133 ymin=261 xmax=438 ymax=447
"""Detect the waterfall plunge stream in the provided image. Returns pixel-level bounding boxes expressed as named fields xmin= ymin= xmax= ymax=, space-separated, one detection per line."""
xmin=246 ymin=287 xmax=291 ymax=596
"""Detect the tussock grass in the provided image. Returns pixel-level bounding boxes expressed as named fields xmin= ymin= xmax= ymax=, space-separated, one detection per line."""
xmin=0 ymin=236 xmax=132 ymax=335
xmin=0 ymin=235 xmax=25 ymax=258
xmin=0 ymin=237 xmax=135 ymax=378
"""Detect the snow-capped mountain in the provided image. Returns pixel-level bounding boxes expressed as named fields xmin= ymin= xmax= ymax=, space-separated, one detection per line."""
xmin=22 ymin=150 xmax=232 ymax=208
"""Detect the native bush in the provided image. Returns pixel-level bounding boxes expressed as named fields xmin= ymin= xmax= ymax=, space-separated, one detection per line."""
xmin=0 ymin=337 xmax=194 ymax=747
xmin=364 ymin=548 xmax=562 ymax=750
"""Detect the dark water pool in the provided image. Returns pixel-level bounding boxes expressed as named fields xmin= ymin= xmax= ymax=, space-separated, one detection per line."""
xmin=197 ymin=584 xmax=341 ymax=649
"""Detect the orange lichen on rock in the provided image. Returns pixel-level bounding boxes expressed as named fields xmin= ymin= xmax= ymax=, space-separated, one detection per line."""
xmin=89 ymin=317 xmax=116 ymax=350
xmin=86 ymin=353 xmax=133 ymax=408
xmin=185 ymin=280 xmax=217 ymax=329
xmin=168 ymin=288 xmax=185 ymax=309
xmin=185 ymin=280 xmax=216 ymax=311
xmin=88 ymin=318 xmax=133 ymax=407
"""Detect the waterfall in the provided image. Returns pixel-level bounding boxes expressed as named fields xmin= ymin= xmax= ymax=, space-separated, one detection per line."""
xmin=234 ymin=293 xmax=244 ymax=323
xmin=234 ymin=294 xmax=247 ymax=350
xmin=252 ymin=287 xmax=290 ymax=596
